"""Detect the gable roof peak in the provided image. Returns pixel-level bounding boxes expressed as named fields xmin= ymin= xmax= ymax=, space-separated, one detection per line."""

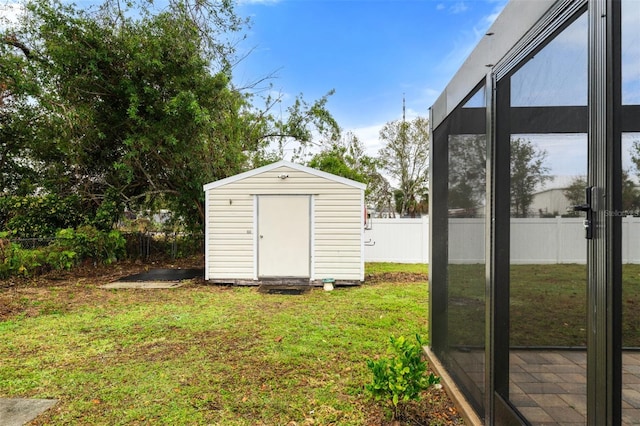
xmin=203 ymin=160 xmax=366 ymax=191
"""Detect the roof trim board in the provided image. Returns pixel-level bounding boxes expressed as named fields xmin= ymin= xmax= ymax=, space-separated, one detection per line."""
xmin=202 ymin=160 xmax=367 ymax=192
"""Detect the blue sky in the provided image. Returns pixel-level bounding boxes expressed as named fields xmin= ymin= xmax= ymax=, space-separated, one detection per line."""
xmin=1 ymin=0 xmax=507 ymax=154
xmin=231 ymin=0 xmax=507 ymax=154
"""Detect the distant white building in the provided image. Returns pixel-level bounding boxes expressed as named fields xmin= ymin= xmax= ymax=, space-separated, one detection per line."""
xmin=530 ymin=176 xmax=578 ymax=217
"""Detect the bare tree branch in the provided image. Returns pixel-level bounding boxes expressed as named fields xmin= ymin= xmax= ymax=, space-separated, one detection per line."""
xmin=2 ymin=34 xmax=33 ymax=59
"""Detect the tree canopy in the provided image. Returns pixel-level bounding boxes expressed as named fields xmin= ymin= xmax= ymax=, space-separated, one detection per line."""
xmin=565 ymin=170 xmax=640 ymax=217
xmin=510 ymin=138 xmax=550 ymax=218
xmin=1 ymin=0 xmax=339 ymax=233
xmin=2 ymin=0 xmax=454 ymax=236
xmin=448 ymin=134 xmax=486 ymax=217
xmin=377 ymin=116 xmax=430 ymax=216
xmin=306 ymin=131 xmax=393 ymax=214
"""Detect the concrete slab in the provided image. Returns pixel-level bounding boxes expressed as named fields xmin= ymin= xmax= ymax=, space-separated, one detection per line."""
xmin=258 ymin=285 xmax=311 ymax=295
xmin=99 ymin=268 xmax=204 ymax=289
xmin=0 ymin=399 xmax=57 ymax=426
xmin=100 ymin=281 xmax=184 ymax=289
xmin=116 ymin=268 xmax=203 ymax=282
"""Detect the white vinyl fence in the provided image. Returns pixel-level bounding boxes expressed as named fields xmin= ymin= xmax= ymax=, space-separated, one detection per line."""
xmin=363 ymin=216 xmax=640 ymax=264
xmin=364 ymin=217 xmax=429 ymax=263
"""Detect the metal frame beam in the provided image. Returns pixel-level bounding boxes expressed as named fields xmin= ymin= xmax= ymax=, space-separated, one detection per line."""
xmin=586 ymin=1 xmax=622 ymax=424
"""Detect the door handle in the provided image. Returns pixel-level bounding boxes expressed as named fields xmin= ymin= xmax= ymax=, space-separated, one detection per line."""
xmin=570 ymin=186 xmax=594 ymax=239
xmin=572 ymin=203 xmax=590 ymax=213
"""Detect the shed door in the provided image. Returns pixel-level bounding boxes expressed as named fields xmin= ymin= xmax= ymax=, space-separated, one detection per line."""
xmin=258 ymin=195 xmax=310 ymax=278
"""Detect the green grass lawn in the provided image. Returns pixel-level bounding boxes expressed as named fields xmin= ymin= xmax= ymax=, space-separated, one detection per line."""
xmin=365 ymin=262 xmax=428 ymax=275
xmin=3 ymin=261 xmax=638 ymax=424
xmin=447 ymin=263 xmax=640 ymax=347
xmin=0 ymin=271 xmax=430 ymax=425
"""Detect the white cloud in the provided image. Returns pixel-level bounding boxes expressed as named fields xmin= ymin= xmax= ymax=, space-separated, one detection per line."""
xmin=435 ymin=1 xmax=472 ymax=15
xmin=438 ymin=36 xmax=475 ymax=76
xmin=347 ymin=107 xmax=426 ymax=157
xmin=436 ymin=1 xmax=507 ymax=77
xmin=268 ymin=88 xmax=291 ymax=102
xmin=403 ymin=107 xmax=422 ymax=121
xmin=417 ymin=87 xmax=442 ymax=111
xmin=0 ymin=3 xmax=24 ymax=31
xmin=622 ymin=0 xmax=640 ymax=83
xmin=450 ymin=1 xmax=468 ymax=14
xmin=482 ymin=1 xmax=507 ymax=27
xmin=520 ymin=133 xmax=587 ymax=177
xmin=350 ymin=123 xmax=384 ymax=156
xmin=475 ymin=1 xmax=508 ymax=37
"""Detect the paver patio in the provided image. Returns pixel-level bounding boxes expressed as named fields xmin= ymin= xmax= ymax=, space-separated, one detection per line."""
xmin=511 ymin=350 xmax=640 ymax=425
xmin=441 ymin=349 xmax=640 ymax=425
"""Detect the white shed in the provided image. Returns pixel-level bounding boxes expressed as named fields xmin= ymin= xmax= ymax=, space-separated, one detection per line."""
xmin=202 ymin=160 xmax=366 ymax=285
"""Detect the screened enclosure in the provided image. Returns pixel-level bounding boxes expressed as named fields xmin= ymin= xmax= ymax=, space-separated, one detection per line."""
xmin=429 ymin=0 xmax=640 ymax=424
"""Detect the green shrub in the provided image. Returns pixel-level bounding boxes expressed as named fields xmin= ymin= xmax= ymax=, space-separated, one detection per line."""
xmin=0 ymin=235 xmax=46 ymax=278
xmin=1 ymin=227 xmax=126 ymax=278
xmin=365 ymin=334 xmax=440 ymax=419
xmin=54 ymin=226 xmax=125 ymax=264
xmin=45 ymin=249 xmax=77 ymax=270
xmin=0 ymin=194 xmax=86 ymax=238
xmin=88 ymin=189 xmax=123 ymax=231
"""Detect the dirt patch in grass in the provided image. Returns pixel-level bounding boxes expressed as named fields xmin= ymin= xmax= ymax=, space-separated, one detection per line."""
xmin=366 ymin=271 xmax=429 ymax=284
xmin=0 ymin=256 xmax=205 ymax=321
xmin=365 ymin=385 xmax=464 ymax=425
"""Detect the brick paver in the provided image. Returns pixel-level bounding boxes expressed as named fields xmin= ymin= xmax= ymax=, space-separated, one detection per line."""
xmin=438 ymin=348 xmax=640 ymax=424
xmin=510 ymin=350 xmax=640 ymax=425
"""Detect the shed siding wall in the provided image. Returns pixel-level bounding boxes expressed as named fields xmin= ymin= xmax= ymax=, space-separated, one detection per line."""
xmin=205 ymin=166 xmax=363 ymax=281
xmin=206 ymin=191 xmax=254 ymax=280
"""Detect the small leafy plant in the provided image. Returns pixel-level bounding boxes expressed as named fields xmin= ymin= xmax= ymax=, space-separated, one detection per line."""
xmin=0 ymin=235 xmax=45 ymax=278
xmin=0 ymin=227 xmax=126 ymax=278
xmin=46 ymin=249 xmax=77 ymax=270
xmin=365 ymin=334 xmax=440 ymax=419
xmin=53 ymin=226 xmax=125 ymax=265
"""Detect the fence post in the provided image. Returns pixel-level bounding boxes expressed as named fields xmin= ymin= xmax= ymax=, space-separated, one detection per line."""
xmin=422 ymin=215 xmax=429 ymax=263
xmin=556 ymin=216 xmax=562 ymax=263
xmin=624 ymin=216 xmax=631 ymax=263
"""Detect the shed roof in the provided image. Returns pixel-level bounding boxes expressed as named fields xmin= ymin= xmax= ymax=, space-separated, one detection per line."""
xmin=202 ymin=160 xmax=367 ymax=192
